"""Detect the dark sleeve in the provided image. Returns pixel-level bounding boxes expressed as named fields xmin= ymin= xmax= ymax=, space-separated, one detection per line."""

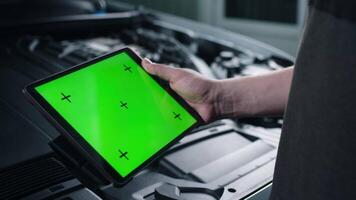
xmin=310 ymin=0 xmax=356 ymax=22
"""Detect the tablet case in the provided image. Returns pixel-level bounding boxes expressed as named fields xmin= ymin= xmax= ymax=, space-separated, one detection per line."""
xmin=49 ymin=135 xmax=111 ymax=190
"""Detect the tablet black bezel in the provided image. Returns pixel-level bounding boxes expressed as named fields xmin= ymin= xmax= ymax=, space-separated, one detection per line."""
xmin=23 ymin=47 xmax=204 ymax=185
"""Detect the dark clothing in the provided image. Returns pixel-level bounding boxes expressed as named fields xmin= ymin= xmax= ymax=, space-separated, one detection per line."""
xmin=271 ymin=1 xmax=356 ymax=199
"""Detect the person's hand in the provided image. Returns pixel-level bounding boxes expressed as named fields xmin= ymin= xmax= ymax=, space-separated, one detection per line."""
xmin=142 ymin=59 xmax=220 ymax=122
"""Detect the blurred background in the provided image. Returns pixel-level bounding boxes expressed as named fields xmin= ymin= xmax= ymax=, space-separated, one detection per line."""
xmin=117 ymin=0 xmax=307 ymax=56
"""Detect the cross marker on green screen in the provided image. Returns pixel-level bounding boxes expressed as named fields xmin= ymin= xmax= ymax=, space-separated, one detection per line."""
xmin=61 ymin=92 xmax=71 ymax=103
xmin=173 ymin=112 xmax=182 ymax=120
xmin=119 ymin=149 xmax=129 ymax=160
xmin=123 ymin=64 xmax=132 ymax=73
xmin=120 ymin=101 xmax=128 ymax=109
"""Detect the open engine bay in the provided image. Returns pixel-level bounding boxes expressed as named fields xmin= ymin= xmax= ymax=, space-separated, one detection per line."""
xmin=0 ymin=1 xmax=294 ymax=200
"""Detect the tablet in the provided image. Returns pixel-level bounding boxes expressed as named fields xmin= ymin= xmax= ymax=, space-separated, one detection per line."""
xmin=24 ymin=47 xmax=203 ymax=185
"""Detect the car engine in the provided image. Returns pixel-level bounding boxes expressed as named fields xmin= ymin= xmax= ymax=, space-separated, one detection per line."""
xmin=0 ymin=1 xmax=293 ymax=200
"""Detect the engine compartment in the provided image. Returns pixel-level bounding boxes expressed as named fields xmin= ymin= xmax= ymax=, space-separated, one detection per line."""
xmin=0 ymin=2 xmax=293 ymax=200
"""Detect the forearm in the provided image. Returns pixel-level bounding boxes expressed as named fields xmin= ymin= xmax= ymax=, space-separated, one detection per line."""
xmin=214 ymin=67 xmax=294 ymax=118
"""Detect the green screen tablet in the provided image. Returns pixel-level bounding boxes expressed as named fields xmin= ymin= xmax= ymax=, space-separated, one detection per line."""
xmin=24 ymin=48 xmax=202 ymax=184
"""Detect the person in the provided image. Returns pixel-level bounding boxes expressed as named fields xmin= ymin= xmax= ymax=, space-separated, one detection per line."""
xmin=141 ymin=0 xmax=356 ymax=199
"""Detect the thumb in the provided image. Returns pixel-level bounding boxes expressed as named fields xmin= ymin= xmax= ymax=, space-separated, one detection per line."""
xmin=142 ymin=58 xmax=178 ymax=81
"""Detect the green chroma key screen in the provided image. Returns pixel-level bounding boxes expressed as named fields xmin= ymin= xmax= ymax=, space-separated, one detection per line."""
xmin=35 ymin=51 xmax=198 ymax=177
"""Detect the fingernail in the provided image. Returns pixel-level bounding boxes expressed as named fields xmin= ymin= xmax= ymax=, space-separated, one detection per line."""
xmin=142 ymin=60 xmax=151 ymax=71
xmin=143 ymin=58 xmax=153 ymax=64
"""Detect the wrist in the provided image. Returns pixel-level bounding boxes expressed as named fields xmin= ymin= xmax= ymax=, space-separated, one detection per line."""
xmin=210 ymin=79 xmax=235 ymax=119
xmin=212 ymin=78 xmax=257 ymax=119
